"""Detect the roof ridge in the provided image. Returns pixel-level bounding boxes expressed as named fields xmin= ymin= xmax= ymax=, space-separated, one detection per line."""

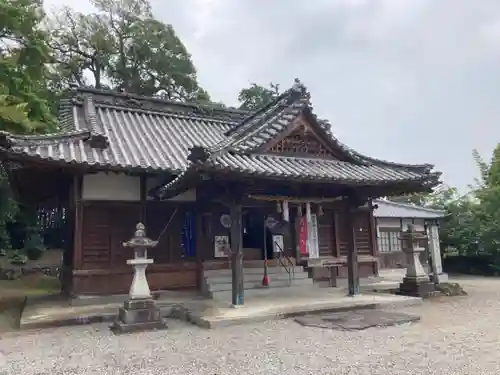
xmin=224 ymin=78 xmax=308 ymax=137
xmin=202 ymin=79 xmax=310 ymax=158
xmin=70 ymin=85 xmax=250 ymax=121
xmin=0 ymin=129 xmax=90 ymax=140
xmin=0 ymin=129 xmax=91 ymax=150
xmin=318 ymin=119 xmax=433 ymax=171
xmin=374 ymin=199 xmax=446 ymax=213
xmin=94 ymin=102 xmax=239 ymax=125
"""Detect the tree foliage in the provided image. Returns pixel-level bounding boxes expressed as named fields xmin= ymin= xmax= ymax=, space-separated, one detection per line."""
xmin=0 ymin=0 xmax=57 ymax=133
xmin=238 ymin=82 xmax=281 ymax=110
xmin=47 ymin=0 xmax=209 ymax=101
xmin=0 ymin=0 xmax=214 ymax=253
xmin=389 ymin=144 xmax=500 ymax=272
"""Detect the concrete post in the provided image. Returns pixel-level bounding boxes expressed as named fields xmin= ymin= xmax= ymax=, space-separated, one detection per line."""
xmin=428 ymin=223 xmax=448 ymax=283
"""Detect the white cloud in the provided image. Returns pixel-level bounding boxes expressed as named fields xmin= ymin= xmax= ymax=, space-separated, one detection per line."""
xmin=43 ymin=0 xmax=500 ymax=191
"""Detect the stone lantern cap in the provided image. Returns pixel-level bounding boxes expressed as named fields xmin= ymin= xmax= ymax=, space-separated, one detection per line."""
xmin=122 ymin=223 xmax=158 ymax=249
xmin=401 ymin=223 xmax=428 ymax=241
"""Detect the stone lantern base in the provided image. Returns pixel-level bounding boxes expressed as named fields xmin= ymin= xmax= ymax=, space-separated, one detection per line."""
xmin=110 ymin=298 xmax=167 ymax=334
xmin=399 ymin=276 xmax=435 ymax=298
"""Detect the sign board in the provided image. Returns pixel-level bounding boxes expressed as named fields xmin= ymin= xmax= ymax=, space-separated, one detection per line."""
xmin=272 ymin=235 xmax=284 ymax=253
xmin=214 ymin=235 xmax=230 ymax=258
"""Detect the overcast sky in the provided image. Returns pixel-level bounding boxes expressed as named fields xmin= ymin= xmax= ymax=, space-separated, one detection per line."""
xmin=44 ymin=0 xmax=500 ymax=192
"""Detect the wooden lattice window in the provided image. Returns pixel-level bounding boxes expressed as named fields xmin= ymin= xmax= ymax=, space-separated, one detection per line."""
xmin=377 ymin=230 xmax=402 ymax=253
xmin=269 ymin=124 xmax=335 ymax=157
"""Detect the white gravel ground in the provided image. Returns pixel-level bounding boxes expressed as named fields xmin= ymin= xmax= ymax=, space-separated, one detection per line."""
xmin=1 ymin=276 xmax=499 ymax=375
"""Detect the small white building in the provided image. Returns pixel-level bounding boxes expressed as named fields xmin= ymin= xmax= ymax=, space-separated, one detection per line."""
xmin=373 ymin=199 xmax=446 ymax=270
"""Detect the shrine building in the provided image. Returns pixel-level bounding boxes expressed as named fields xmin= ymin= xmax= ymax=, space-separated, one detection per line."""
xmin=0 ymin=80 xmax=441 ymax=303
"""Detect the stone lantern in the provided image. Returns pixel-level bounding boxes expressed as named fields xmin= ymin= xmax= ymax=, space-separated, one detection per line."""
xmin=399 ymin=224 xmax=434 ymax=298
xmin=110 ymin=222 xmax=167 ymax=334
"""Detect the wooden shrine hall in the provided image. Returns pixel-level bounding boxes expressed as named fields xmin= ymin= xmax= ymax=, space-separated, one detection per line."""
xmin=0 ymin=80 xmax=441 ymax=304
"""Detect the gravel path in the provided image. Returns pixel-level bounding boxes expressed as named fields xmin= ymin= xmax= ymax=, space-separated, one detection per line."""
xmin=1 ymin=276 xmax=499 ymax=375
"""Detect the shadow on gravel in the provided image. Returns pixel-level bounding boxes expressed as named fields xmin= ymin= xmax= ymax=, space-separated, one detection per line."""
xmin=294 ymin=310 xmax=420 ymax=331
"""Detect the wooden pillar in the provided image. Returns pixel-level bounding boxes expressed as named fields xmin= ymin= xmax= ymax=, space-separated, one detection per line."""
xmin=195 ymin=209 xmax=203 ymax=290
xmin=72 ymin=175 xmax=84 ymax=271
xmin=344 ymin=196 xmax=360 ymax=296
xmin=368 ymin=200 xmax=379 ymax=276
xmin=333 ymin=211 xmax=341 ymax=258
xmin=139 ymin=175 xmax=147 ymax=222
xmin=229 ymin=200 xmax=244 ymax=306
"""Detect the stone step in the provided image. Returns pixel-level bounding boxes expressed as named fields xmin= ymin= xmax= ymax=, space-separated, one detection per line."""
xmin=206 ymin=276 xmax=314 ymax=293
xmin=203 ymin=266 xmax=304 ymax=278
xmin=205 ymin=270 xmax=310 ymax=285
xmin=210 ymin=283 xmax=319 ymax=301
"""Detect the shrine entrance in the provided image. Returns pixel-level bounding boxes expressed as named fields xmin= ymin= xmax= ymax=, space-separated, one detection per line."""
xmin=241 ymin=208 xmax=266 ymax=261
xmin=241 ymin=207 xmax=289 ymax=262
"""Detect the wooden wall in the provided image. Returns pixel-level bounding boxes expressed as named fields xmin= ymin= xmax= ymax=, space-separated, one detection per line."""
xmin=72 ymin=200 xmax=379 ymax=295
xmin=311 ymin=208 xmax=378 ymax=281
xmin=73 ymin=201 xmax=197 ymax=295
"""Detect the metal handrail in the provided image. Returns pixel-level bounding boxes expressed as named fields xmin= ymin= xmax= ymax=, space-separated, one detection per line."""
xmin=274 ymin=241 xmax=295 ymax=285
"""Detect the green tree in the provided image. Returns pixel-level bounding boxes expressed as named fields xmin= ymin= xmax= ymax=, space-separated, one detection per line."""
xmin=438 ymin=145 xmax=500 ymax=268
xmin=471 ymin=145 xmax=500 ymax=258
xmin=0 ymin=0 xmax=57 ymax=253
xmin=238 ymin=82 xmax=281 ymax=110
xmin=47 ymin=6 xmax=114 ymax=89
xmin=47 ymin=0 xmax=209 ymax=101
xmin=0 ymin=0 xmax=57 ymax=133
xmin=388 ymin=184 xmax=458 ymax=210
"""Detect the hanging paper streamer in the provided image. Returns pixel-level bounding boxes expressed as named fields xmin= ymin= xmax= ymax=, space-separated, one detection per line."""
xmin=282 ymin=200 xmax=289 ymax=222
xmin=181 ymin=209 xmax=196 ymax=257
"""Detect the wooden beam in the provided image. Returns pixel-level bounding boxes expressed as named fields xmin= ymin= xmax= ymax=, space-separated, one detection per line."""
xmin=344 ymin=198 xmax=360 ymax=296
xmin=72 ymin=175 xmax=84 ymax=271
xmin=248 ymin=194 xmax=343 ymax=204
xmin=229 ymin=199 xmax=244 ymax=306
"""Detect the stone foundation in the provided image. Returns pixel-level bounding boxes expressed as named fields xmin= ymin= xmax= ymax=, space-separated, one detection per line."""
xmin=110 ymin=298 xmax=167 ymax=334
xmin=399 ymin=277 xmax=435 ymax=298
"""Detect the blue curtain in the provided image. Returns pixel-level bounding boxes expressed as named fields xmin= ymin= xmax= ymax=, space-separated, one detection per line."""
xmin=181 ymin=209 xmax=196 ymax=257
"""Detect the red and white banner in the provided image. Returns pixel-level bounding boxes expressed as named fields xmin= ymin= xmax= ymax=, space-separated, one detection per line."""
xmin=299 ymin=216 xmax=309 ymax=255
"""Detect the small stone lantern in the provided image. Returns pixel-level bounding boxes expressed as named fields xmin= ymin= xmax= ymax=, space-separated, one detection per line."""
xmin=110 ymin=223 xmax=167 ymax=334
xmin=399 ymin=224 xmax=435 ymax=298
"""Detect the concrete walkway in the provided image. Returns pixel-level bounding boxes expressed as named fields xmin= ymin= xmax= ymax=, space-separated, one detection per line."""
xmin=19 ymin=291 xmax=201 ymax=331
xmin=186 ymin=288 xmax=422 ymax=328
xmin=19 ymin=282 xmax=421 ymax=330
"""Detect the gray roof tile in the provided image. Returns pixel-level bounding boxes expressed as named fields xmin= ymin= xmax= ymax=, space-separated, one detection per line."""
xmin=207 ymin=153 xmax=433 ymax=184
xmin=2 ymin=96 xmax=232 ymax=172
xmin=0 ymin=82 xmax=440 ymax=189
xmin=374 ymin=199 xmax=446 ymax=218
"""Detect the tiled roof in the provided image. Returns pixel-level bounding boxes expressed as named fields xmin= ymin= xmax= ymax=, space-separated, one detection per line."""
xmin=209 ymin=154 xmax=433 ymax=184
xmin=0 ymin=81 xmax=440 ymax=191
xmin=1 ymin=88 xmax=236 ymax=172
xmin=209 ymin=82 xmax=310 ymax=153
xmin=208 ymin=80 xmax=433 ymax=172
xmin=373 ymin=199 xmax=446 ymax=219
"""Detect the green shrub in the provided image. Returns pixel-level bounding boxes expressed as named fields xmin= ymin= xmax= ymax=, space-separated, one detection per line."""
xmin=23 ymin=230 xmax=45 ymax=261
xmin=9 ymin=250 xmax=27 ymax=265
xmin=25 ymin=246 xmax=44 ymax=261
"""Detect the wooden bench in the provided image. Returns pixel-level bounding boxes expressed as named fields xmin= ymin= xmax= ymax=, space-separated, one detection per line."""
xmin=305 ymin=256 xmax=378 ymax=287
xmin=306 ymin=257 xmax=345 ymax=287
